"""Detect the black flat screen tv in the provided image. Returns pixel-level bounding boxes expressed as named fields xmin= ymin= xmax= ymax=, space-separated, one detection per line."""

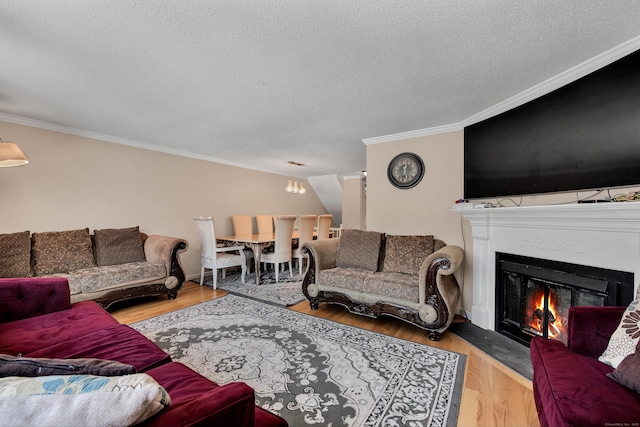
xmin=464 ymin=48 xmax=640 ymax=200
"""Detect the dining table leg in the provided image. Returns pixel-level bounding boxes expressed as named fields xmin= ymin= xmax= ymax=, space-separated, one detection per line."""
xmin=247 ymin=242 xmax=266 ymax=285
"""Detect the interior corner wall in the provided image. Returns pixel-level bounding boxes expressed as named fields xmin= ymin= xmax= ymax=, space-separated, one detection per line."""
xmin=341 ymin=176 xmax=366 ymax=230
xmin=365 ymin=130 xmax=472 ymax=313
xmin=0 ymin=120 xmax=328 ymax=279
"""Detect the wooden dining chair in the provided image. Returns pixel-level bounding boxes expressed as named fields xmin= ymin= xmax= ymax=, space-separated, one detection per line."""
xmin=260 ymin=215 xmax=296 ymax=282
xmin=256 ymin=215 xmax=274 ymax=234
xmin=316 ymin=214 xmax=333 ymax=240
xmin=193 ymin=216 xmax=246 ymax=289
xmin=231 ymin=215 xmax=255 ymax=272
xmin=292 ymin=214 xmax=317 ymax=274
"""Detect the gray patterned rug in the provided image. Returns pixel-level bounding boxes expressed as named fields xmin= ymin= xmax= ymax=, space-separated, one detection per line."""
xmin=196 ymin=270 xmax=306 ymax=307
xmin=132 ymin=295 xmax=465 ymax=427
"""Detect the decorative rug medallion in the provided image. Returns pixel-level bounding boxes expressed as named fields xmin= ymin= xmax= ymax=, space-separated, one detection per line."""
xmin=196 ymin=270 xmax=306 ymax=306
xmin=132 ymin=295 xmax=465 ymax=426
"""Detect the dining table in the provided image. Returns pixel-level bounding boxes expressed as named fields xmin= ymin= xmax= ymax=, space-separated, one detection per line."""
xmin=216 ymin=231 xmax=302 ymax=285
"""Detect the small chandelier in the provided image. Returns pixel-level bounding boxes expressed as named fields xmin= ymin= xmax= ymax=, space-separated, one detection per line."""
xmin=285 ymin=161 xmax=306 ymax=194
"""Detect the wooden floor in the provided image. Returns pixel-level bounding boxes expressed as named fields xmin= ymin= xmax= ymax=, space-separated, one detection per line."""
xmin=111 ymin=281 xmax=540 ymax=427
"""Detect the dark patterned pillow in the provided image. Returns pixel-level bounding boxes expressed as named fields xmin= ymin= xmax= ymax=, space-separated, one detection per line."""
xmin=0 ymin=354 xmax=136 ymax=377
xmin=0 ymin=231 xmax=31 ymax=278
xmin=607 ymin=340 xmax=640 ymax=393
xmin=94 ymin=226 xmax=146 ymax=266
xmin=32 ymin=228 xmax=96 ymax=275
xmin=335 ymin=229 xmax=384 ymax=272
xmin=383 ymin=235 xmax=435 ymax=275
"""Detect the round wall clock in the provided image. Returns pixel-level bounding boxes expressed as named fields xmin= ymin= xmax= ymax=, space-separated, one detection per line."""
xmin=387 ymin=152 xmax=425 ymax=189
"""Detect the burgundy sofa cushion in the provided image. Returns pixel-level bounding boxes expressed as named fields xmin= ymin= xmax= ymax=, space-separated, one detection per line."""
xmin=531 ymin=337 xmax=640 ymax=427
xmin=0 ymin=277 xmax=71 ymax=323
xmin=25 ymin=324 xmax=170 ymax=372
xmin=566 ymin=305 xmax=626 ymax=358
xmin=0 ymin=300 xmax=119 ymax=355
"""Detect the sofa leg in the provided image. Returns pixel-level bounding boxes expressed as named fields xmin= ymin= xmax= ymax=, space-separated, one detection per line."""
xmin=427 ymin=331 xmax=441 ymax=341
xmin=310 ymin=300 xmax=319 ymax=310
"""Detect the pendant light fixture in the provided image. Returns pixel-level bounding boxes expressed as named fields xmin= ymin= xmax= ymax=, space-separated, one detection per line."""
xmin=0 ymin=139 xmax=29 ymax=167
xmin=284 ymin=161 xmax=306 ymax=194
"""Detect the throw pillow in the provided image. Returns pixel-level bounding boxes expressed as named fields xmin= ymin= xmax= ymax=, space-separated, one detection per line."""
xmin=383 ymin=234 xmax=435 ymax=275
xmin=0 ymin=354 xmax=136 ymax=377
xmin=32 ymin=228 xmax=96 ymax=276
xmin=0 ymin=373 xmax=170 ymax=426
xmin=94 ymin=226 xmax=146 ymax=266
xmin=0 ymin=231 xmax=31 ymax=278
xmin=606 ymin=340 xmax=640 ymax=393
xmin=599 ymin=297 xmax=640 ymax=368
xmin=335 ymin=229 xmax=384 ymax=272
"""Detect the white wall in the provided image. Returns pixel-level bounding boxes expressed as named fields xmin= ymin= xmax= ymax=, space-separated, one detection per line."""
xmin=0 ymin=120 xmax=328 ymax=278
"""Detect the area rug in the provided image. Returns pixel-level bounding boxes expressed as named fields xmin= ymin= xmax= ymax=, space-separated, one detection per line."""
xmin=132 ymin=295 xmax=466 ymax=426
xmin=197 ymin=270 xmax=306 ymax=307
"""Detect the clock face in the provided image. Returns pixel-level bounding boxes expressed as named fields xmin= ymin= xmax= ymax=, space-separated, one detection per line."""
xmin=387 ymin=153 xmax=424 ymax=189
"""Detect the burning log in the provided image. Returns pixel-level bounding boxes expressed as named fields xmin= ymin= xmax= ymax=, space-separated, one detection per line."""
xmin=534 ymin=308 xmax=556 ymax=323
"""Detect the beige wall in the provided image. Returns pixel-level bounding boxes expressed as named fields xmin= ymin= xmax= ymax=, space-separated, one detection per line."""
xmin=366 ymin=130 xmax=471 ymax=310
xmin=341 ymin=176 xmax=366 ymax=230
xmin=0 ymin=121 xmax=328 ymax=279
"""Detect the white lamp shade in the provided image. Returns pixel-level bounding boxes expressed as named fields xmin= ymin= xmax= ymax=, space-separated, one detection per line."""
xmin=0 ymin=142 xmax=29 ymax=167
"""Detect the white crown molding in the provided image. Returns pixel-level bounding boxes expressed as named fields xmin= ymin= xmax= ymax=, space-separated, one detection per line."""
xmin=363 ymin=35 xmax=640 ymax=143
xmin=361 ymin=123 xmax=463 ymax=145
xmin=0 ymin=112 xmax=280 ymax=175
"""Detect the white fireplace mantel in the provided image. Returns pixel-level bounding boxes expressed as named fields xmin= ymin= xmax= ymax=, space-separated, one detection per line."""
xmin=455 ymin=202 xmax=640 ymax=330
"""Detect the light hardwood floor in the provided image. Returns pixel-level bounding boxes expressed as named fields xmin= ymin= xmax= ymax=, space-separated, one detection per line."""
xmin=111 ymin=281 xmax=540 ymax=427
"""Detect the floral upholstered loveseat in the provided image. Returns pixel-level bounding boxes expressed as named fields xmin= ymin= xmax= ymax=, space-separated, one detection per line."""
xmin=0 ymin=226 xmax=188 ymax=309
xmin=301 ymin=229 xmax=463 ymax=340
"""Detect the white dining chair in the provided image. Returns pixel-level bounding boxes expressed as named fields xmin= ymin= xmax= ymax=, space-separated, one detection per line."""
xmin=292 ymin=214 xmax=317 ymax=274
xmin=316 ymin=214 xmax=333 ymax=240
xmin=256 ymin=215 xmax=274 ymax=234
xmin=193 ymin=216 xmax=246 ymax=290
xmin=231 ymin=215 xmax=255 ymax=272
xmin=260 ymin=215 xmax=296 ymax=282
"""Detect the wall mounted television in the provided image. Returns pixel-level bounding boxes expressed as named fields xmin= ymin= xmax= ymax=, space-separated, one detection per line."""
xmin=464 ymin=48 xmax=640 ymax=200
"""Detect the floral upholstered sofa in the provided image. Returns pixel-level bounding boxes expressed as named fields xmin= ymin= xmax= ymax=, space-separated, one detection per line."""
xmin=301 ymin=229 xmax=464 ymax=340
xmin=0 ymin=226 xmax=188 ymax=309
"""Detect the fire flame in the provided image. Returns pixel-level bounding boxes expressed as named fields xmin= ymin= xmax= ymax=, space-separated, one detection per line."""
xmin=529 ymin=290 xmax=564 ymax=339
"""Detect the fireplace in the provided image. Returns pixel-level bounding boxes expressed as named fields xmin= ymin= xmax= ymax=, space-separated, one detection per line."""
xmin=495 ymin=252 xmax=634 ymax=346
xmin=455 ymin=202 xmax=640 ymax=335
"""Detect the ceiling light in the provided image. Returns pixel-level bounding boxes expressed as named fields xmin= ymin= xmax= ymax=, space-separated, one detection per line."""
xmin=285 ymin=161 xmax=306 ymax=195
xmin=0 ymin=139 xmax=29 ymax=167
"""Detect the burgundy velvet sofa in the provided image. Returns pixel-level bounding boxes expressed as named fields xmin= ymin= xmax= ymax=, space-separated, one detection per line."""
xmin=0 ymin=277 xmax=288 ymax=427
xmin=530 ymin=305 xmax=640 ymax=427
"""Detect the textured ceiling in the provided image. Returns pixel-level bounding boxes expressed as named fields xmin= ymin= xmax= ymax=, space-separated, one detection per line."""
xmin=1 ymin=1 xmax=640 ymax=178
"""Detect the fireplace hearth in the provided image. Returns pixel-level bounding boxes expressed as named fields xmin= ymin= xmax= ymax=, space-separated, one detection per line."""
xmin=495 ymin=252 xmax=634 ymax=346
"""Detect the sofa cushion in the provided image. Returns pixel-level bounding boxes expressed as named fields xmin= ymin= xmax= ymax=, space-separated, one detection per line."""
xmin=607 ymin=340 xmax=640 ymax=394
xmin=530 ymin=337 xmax=640 ymax=427
xmin=0 ymin=354 xmax=136 ymax=377
xmin=69 ymin=262 xmax=166 ymax=293
xmin=94 ymin=226 xmax=146 ymax=267
xmin=32 ymin=228 xmax=96 ymax=276
xmin=317 ymin=267 xmax=371 ymax=293
xmin=0 ymin=231 xmax=31 ymax=278
xmin=26 ymin=324 xmax=171 ymax=373
xmin=599 ymin=296 xmax=640 ymax=368
xmin=364 ymin=271 xmax=418 ymax=301
xmin=0 ymin=373 xmax=170 ymax=427
xmin=335 ymin=229 xmax=384 ymax=272
xmin=0 ymin=301 xmax=119 ymax=356
xmin=383 ymin=234 xmax=434 ymax=275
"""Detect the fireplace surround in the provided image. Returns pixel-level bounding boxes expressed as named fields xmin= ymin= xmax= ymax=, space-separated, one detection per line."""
xmin=456 ymin=202 xmax=640 ymax=333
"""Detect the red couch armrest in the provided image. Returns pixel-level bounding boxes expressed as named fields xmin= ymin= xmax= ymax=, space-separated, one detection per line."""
xmin=566 ymin=305 xmax=626 ymax=358
xmin=0 ymin=277 xmax=71 ymax=323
